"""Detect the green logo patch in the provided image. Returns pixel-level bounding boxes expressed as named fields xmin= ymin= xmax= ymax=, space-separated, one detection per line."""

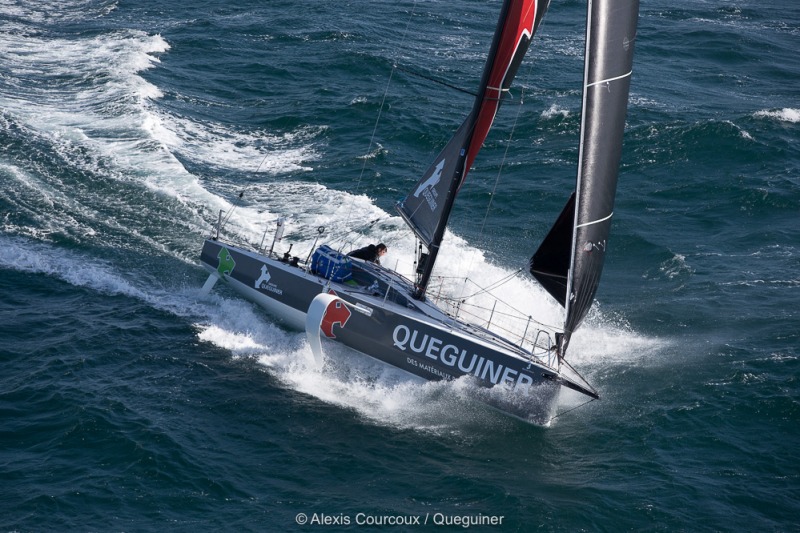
xmin=217 ymin=247 xmax=236 ymax=277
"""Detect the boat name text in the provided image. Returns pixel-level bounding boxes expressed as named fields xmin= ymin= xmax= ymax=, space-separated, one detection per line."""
xmin=392 ymin=325 xmax=533 ymax=390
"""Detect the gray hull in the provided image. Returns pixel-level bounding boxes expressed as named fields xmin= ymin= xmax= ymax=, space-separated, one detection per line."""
xmin=201 ymin=239 xmax=578 ymax=424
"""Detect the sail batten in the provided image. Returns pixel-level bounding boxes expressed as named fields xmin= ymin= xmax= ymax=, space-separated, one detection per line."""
xmin=586 ymin=70 xmax=632 ymax=88
xmin=576 ymin=212 xmax=613 ymax=228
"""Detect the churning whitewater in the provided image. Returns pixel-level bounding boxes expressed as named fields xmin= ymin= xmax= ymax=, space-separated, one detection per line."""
xmin=2 ymin=0 xmax=798 ymax=531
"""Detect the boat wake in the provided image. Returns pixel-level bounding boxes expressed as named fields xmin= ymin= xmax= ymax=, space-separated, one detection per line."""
xmin=196 ymin=304 xmax=666 ymax=432
xmin=0 ymin=231 xmax=664 ymax=431
xmin=197 ymin=320 xmax=540 ymax=433
xmin=0 ymin=5 xmax=665 ymax=430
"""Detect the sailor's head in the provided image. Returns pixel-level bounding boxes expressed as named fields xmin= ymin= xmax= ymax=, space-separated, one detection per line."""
xmin=377 ymin=243 xmax=387 ymax=256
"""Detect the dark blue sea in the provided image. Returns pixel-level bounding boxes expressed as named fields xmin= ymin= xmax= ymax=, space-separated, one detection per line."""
xmin=1 ymin=0 xmax=798 ymax=531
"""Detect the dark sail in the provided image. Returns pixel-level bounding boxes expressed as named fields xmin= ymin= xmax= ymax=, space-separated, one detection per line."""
xmin=529 ymin=192 xmax=575 ymax=306
xmin=557 ymin=0 xmax=639 ymax=353
xmin=395 ymin=115 xmax=475 ymax=247
xmin=531 ymin=0 xmax=638 ymax=354
xmin=397 ymin=0 xmax=551 ymax=296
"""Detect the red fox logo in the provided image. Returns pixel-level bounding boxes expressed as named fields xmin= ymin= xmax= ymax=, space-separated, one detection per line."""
xmin=321 ymin=296 xmax=351 ymax=338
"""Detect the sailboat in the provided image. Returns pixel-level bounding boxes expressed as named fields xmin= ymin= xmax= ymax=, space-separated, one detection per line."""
xmin=199 ymin=0 xmax=639 ymax=424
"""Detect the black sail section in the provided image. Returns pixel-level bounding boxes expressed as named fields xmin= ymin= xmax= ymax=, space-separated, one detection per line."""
xmin=396 ymin=0 xmax=550 ymax=298
xmin=561 ymin=0 xmax=639 ymax=353
xmin=529 ymin=192 xmax=575 ymax=306
xmin=396 ymin=113 xmax=474 ymax=247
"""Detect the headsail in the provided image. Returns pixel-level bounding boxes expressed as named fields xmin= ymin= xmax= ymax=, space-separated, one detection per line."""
xmin=529 ymin=192 xmax=575 ymax=306
xmin=397 ymin=0 xmax=551 ymax=297
xmin=530 ymin=0 xmax=639 ymax=354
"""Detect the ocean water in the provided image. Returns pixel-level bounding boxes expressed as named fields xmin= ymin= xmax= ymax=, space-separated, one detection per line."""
xmin=1 ymin=0 xmax=798 ymax=531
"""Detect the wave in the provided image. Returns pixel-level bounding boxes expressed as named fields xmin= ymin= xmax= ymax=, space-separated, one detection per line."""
xmin=754 ymin=108 xmax=800 ymax=124
xmin=146 ymin=110 xmax=323 ymax=176
xmin=0 ymin=229 xmax=663 ymax=430
xmin=0 ymin=27 xmax=203 ymax=196
xmin=0 ymin=7 xmax=665 ymax=430
xmin=0 ymin=235 xmax=148 ymax=300
xmin=0 ymin=23 xmax=324 ymax=252
xmin=0 ymin=0 xmax=118 ymax=25
xmin=541 ymin=103 xmax=570 ymax=119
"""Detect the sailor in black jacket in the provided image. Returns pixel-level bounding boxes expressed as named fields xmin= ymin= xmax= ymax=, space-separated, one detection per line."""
xmin=348 ymin=243 xmax=387 ymax=264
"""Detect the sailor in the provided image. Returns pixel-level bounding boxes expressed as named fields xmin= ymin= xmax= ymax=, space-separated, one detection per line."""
xmin=348 ymin=243 xmax=387 ymax=264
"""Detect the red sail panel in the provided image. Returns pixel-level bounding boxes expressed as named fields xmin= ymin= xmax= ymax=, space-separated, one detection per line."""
xmin=397 ymin=0 xmax=550 ymax=297
xmin=461 ymin=0 xmax=539 ymax=184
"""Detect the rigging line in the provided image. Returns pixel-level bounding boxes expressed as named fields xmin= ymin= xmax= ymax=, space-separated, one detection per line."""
xmin=219 ymin=189 xmax=245 ymax=234
xmin=342 ymin=0 xmax=419 ymax=237
xmin=437 ymin=270 xmax=565 ymax=331
xmin=351 ymin=1 xmax=419 ymax=194
xmin=477 ymin=95 xmax=522 ymax=239
xmin=351 ymin=69 xmax=395 ymax=197
xmin=559 ymin=356 xmax=597 ymax=393
xmin=444 ymin=299 xmax=560 ymax=332
xmin=444 ymin=268 xmax=523 ymax=300
xmin=254 ymin=149 xmax=271 ymax=173
xmin=326 ymin=217 xmax=387 ymax=250
xmin=218 ymin=126 xmax=272 ymax=236
xmin=463 ymin=61 xmax=536 ymax=285
xmin=548 ymin=397 xmax=596 ymax=421
xmin=477 ymin=76 xmax=535 ymax=239
xmin=393 ymin=64 xmax=478 ymax=97
xmin=475 ymin=6 xmax=545 ymax=243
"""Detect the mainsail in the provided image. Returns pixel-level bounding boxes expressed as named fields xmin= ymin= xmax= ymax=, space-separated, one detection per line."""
xmin=397 ymin=0 xmax=551 ymax=297
xmin=531 ymin=0 xmax=640 ymax=355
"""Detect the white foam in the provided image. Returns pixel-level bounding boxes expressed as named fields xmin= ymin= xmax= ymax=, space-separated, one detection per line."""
xmin=238 ymin=333 xmax=521 ymax=432
xmin=187 ymin=295 xmax=510 ymax=432
xmin=567 ymin=316 xmax=669 ymax=367
xmin=0 ymin=24 xmax=318 ymax=230
xmin=0 ymin=11 xmax=663 ymax=430
xmin=0 ymin=0 xmax=118 ymax=24
xmin=1 ymin=29 xmax=194 ymax=185
xmin=660 ymin=252 xmax=694 ymax=280
xmin=542 ymin=103 xmax=570 ymax=119
xmin=0 ymin=235 xmax=147 ymax=300
xmin=280 ymin=358 xmax=514 ymax=431
xmin=754 ymin=108 xmax=800 ymax=123
xmin=721 ymin=119 xmax=753 ymax=140
xmin=147 ymin=111 xmax=322 ymax=175
xmin=0 ymin=235 xmax=226 ymax=321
